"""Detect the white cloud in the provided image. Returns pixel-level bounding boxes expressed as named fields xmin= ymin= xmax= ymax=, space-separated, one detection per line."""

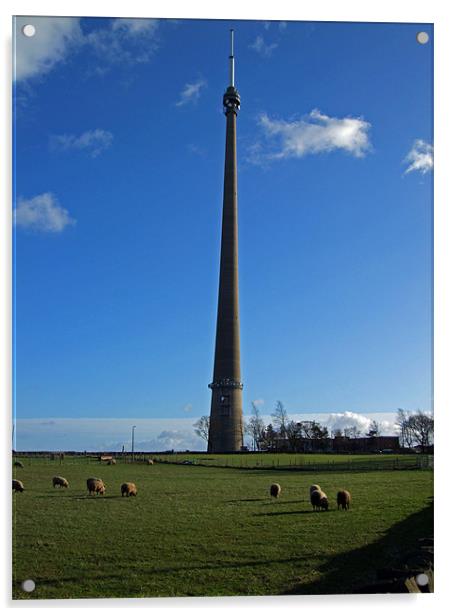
xmin=14 ymin=193 xmax=76 ymax=232
xmin=84 ymin=18 xmax=159 ymax=66
xmin=249 ymin=35 xmax=278 ymax=57
xmin=14 ymin=16 xmax=82 ymax=81
xmin=183 ymin=403 xmax=193 ymax=413
xmin=51 ymin=129 xmax=113 ymax=158
xmin=252 ymin=399 xmax=265 ymax=407
xmin=175 ymin=78 xmax=206 ymax=107
xmin=403 ymin=139 xmax=433 ymax=175
xmin=250 ymin=109 xmax=372 ymax=164
xmin=14 ymin=16 xmax=159 ymax=83
xmin=111 ymin=18 xmax=158 ymax=35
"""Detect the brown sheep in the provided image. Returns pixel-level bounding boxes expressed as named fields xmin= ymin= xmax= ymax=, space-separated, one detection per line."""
xmin=311 ymin=489 xmax=328 ymax=511
xmin=310 ymin=488 xmax=322 ymax=510
xmin=52 ymin=476 xmax=69 ymax=488
xmin=270 ymin=483 xmax=281 ymax=498
xmin=13 ymin=479 xmax=24 ymax=492
xmin=319 ymin=492 xmax=329 ymax=511
xmin=121 ymin=482 xmax=137 ymax=497
xmin=337 ymin=489 xmax=351 ymax=510
xmin=86 ymin=477 xmax=106 ymax=495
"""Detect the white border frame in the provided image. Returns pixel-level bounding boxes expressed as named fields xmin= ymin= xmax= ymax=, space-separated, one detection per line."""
xmin=2 ymin=1 xmax=450 ymax=613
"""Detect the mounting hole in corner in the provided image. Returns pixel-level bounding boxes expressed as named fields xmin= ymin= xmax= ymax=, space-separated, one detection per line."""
xmin=416 ymin=573 xmax=429 ymax=587
xmin=22 ymin=24 xmax=36 ymax=37
xmin=416 ymin=32 xmax=429 ymax=45
xmin=21 ymin=579 xmax=36 ymax=593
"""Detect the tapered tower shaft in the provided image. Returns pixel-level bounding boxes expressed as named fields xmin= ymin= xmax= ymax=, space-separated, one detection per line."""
xmin=208 ymin=31 xmax=243 ymax=453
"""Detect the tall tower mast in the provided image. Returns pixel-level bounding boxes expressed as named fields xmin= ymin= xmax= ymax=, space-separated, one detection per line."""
xmin=208 ymin=30 xmax=244 ymax=453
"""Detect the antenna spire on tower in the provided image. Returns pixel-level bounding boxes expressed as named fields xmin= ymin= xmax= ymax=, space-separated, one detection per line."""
xmin=229 ymin=28 xmax=235 ymax=87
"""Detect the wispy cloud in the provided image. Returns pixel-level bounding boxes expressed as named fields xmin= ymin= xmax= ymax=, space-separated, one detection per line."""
xmin=248 ymin=109 xmax=372 ymax=164
xmin=175 ymin=78 xmax=206 ymax=107
xmin=14 ymin=16 xmax=159 ymax=83
xmin=14 ymin=16 xmax=82 ymax=82
xmin=403 ymin=139 xmax=433 ymax=175
xmin=252 ymin=399 xmax=265 ymax=407
xmin=183 ymin=403 xmax=193 ymax=413
xmin=84 ymin=18 xmax=159 ymax=67
xmin=262 ymin=21 xmax=287 ymax=32
xmin=249 ymin=35 xmax=278 ymax=58
xmin=50 ymin=129 xmax=113 ymax=158
xmin=14 ymin=192 xmax=76 ymax=233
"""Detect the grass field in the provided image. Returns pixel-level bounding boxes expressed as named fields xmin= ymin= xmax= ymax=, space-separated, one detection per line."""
xmin=12 ymin=456 xmax=433 ymax=599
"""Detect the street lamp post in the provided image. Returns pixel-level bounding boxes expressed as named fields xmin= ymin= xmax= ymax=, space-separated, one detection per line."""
xmin=132 ymin=425 xmax=136 ymax=463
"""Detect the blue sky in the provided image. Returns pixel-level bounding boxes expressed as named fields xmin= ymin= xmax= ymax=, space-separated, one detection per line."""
xmin=13 ymin=17 xmax=433 ymax=449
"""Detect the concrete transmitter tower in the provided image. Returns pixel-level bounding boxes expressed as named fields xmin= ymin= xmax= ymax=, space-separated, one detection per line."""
xmin=208 ymin=30 xmax=244 ymax=453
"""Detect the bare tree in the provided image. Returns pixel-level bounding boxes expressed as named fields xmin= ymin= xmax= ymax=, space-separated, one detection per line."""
xmin=193 ymin=416 xmax=210 ymax=442
xmin=311 ymin=421 xmax=329 ymax=440
xmin=271 ymin=400 xmax=289 ymax=437
xmin=366 ymin=420 xmax=381 ymax=438
xmin=245 ymin=402 xmax=266 ymax=451
xmin=409 ymin=411 xmax=434 ymax=452
xmin=395 ymin=408 xmax=408 ymax=448
xmin=344 ymin=426 xmax=361 ymax=439
xmin=261 ymin=423 xmax=278 ymax=451
xmin=286 ymin=420 xmax=302 ymax=451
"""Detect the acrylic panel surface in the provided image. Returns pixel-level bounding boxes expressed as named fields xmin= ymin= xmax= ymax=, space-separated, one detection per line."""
xmin=13 ymin=16 xmax=433 ymax=599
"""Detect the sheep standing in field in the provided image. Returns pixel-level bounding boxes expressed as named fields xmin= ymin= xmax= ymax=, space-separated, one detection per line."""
xmin=86 ymin=477 xmax=106 ymax=495
xmin=147 ymin=459 xmax=154 ymax=465
xmin=107 ymin=459 xmax=116 ymax=465
xmin=52 ymin=476 xmax=69 ymax=488
xmin=14 ymin=460 xmax=24 ymax=468
xmin=319 ymin=492 xmax=329 ymax=511
xmin=310 ymin=488 xmax=322 ymax=510
xmin=270 ymin=483 xmax=281 ymax=498
xmin=121 ymin=482 xmax=137 ymax=497
xmin=311 ymin=488 xmax=329 ymax=511
xmin=337 ymin=489 xmax=351 ymax=510
xmin=13 ymin=479 xmax=24 ymax=492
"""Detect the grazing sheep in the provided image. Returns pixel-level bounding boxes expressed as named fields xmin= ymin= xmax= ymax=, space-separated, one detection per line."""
xmin=311 ymin=489 xmax=328 ymax=511
xmin=13 ymin=479 xmax=24 ymax=492
xmin=337 ymin=489 xmax=351 ymax=510
xmin=147 ymin=459 xmax=154 ymax=465
xmin=52 ymin=476 xmax=69 ymax=488
xmin=309 ymin=484 xmax=321 ymax=495
xmin=319 ymin=492 xmax=329 ymax=511
xmin=86 ymin=477 xmax=106 ymax=495
xmin=310 ymin=488 xmax=322 ymax=510
xmin=121 ymin=482 xmax=137 ymax=497
xmin=14 ymin=460 xmax=24 ymax=468
xmin=270 ymin=483 xmax=281 ymax=498
xmin=107 ymin=459 xmax=116 ymax=465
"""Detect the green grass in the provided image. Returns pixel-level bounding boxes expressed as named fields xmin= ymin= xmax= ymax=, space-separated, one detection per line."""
xmin=153 ymin=452 xmax=427 ymax=471
xmin=12 ymin=457 xmax=433 ymax=599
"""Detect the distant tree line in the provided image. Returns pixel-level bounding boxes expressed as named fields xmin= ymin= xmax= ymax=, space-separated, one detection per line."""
xmin=193 ymin=404 xmax=433 ymax=453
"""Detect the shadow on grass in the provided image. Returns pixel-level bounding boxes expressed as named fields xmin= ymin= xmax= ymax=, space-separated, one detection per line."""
xmin=34 ymin=494 xmax=125 ymax=500
xmin=284 ymin=498 xmax=433 ymax=595
xmin=225 ymin=498 xmax=269 ymax=503
xmin=255 ymin=509 xmax=323 ymax=517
